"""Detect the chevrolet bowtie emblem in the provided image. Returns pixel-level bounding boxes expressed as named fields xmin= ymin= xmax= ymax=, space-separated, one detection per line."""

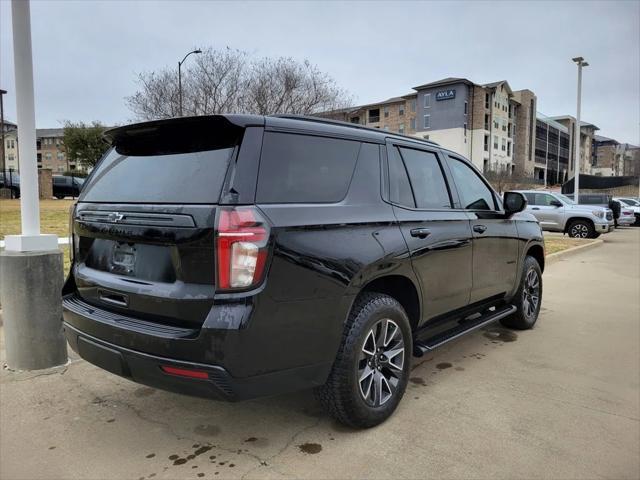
xmin=108 ymin=212 xmax=124 ymax=223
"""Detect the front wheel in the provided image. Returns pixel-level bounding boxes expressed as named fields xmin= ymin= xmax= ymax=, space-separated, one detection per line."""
xmin=501 ymin=255 xmax=543 ymax=330
xmin=316 ymin=292 xmax=411 ymax=428
xmin=567 ymin=219 xmax=595 ymax=238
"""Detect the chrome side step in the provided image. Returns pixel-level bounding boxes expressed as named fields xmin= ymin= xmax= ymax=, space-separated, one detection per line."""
xmin=413 ymin=305 xmax=517 ymax=357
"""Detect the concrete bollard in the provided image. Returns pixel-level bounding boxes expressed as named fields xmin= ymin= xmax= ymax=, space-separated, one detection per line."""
xmin=0 ymin=249 xmax=68 ymax=370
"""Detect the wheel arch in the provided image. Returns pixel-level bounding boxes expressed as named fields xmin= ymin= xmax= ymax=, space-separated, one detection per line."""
xmin=564 ymin=216 xmax=594 ymax=233
xmin=525 ymin=242 xmax=545 ymax=272
xmin=358 ymin=274 xmax=421 ymax=332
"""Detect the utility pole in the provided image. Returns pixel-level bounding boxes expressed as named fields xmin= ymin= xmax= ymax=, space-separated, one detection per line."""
xmin=572 ymin=57 xmax=589 ymax=203
xmin=177 ymin=49 xmax=201 ymax=117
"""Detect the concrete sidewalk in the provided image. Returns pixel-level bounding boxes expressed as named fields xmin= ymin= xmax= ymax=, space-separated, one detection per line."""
xmin=1 ymin=229 xmax=639 ymax=480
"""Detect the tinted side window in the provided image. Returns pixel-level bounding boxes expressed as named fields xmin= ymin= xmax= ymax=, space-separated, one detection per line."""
xmin=257 ymin=132 xmax=360 ymax=203
xmin=523 ymin=192 xmax=535 ymax=204
xmin=448 ymin=158 xmax=496 ymax=210
xmin=398 ymin=148 xmax=451 ymax=209
xmin=388 ymin=146 xmax=415 ymax=207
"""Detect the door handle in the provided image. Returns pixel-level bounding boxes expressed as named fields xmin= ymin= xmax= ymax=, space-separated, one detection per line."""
xmin=410 ymin=228 xmax=431 ymax=239
xmin=531 ymin=207 xmax=540 ymax=210
xmin=473 ymin=225 xmax=487 ymax=234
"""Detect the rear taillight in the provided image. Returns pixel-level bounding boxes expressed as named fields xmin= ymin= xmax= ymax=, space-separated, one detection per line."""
xmin=215 ymin=206 xmax=270 ymax=291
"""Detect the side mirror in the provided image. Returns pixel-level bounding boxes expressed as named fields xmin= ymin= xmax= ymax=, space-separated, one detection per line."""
xmin=503 ymin=191 xmax=527 ymax=217
xmin=550 ymin=200 xmax=563 ymax=208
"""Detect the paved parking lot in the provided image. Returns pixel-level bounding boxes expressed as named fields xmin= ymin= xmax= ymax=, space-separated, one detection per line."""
xmin=1 ymin=228 xmax=639 ymax=480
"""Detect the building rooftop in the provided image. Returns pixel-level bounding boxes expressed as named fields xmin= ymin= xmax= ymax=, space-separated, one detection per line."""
xmin=412 ymin=77 xmax=474 ymax=90
xmin=549 ymin=115 xmax=600 ymax=131
xmin=593 ymin=135 xmax=618 ymax=144
xmin=36 ymin=128 xmax=64 ymax=138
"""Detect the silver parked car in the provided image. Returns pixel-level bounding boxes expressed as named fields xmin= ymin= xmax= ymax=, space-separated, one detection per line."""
xmin=515 ymin=190 xmax=613 ymax=238
xmin=613 ymin=197 xmax=640 ymax=226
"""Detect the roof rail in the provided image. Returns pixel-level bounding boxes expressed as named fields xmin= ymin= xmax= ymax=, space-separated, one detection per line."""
xmin=271 ymin=114 xmax=440 ymax=146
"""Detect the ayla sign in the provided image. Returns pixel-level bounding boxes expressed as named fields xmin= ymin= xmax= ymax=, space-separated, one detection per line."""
xmin=436 ymin=89 xmax=456 ymax=101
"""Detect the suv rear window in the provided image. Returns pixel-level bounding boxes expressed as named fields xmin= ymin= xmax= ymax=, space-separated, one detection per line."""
xmin=80 ymin=147 xmax=234 ymax=203
xmin=256 ymin=132 xmax=360 ymax=203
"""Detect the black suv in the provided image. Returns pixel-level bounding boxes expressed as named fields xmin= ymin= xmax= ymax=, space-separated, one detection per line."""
xmin=62 ymin=115 xmax=544 ymax=428
xmin=53 ymin=175 xmax=84 ymax=199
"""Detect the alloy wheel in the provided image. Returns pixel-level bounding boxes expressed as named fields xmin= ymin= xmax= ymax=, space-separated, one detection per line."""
xmin=522 ymin=268 xmax=540 ymax=319
xmin=570 ymin=224 xmax=589 ymax=238
xmin=358 ymin=318 xmax=405 ymax=407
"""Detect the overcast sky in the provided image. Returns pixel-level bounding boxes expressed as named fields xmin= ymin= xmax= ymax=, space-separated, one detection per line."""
xmin=1 ymin=1 xmax=638 ymax=144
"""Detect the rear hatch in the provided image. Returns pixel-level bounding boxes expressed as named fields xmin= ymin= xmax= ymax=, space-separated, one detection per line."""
xmin=69 ymin=116 xmax=245 ymax=329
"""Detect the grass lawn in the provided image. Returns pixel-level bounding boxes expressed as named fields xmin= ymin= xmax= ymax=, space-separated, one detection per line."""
xmin=0 ymin=199 xmax=74 ymax=239
xmin=544 ymin=235 xmax=597 ymax=255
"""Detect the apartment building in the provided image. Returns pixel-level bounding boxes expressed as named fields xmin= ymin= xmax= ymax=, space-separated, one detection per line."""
xmin=2 ymin=120 xmax=19 ymax=172
xmin=591 ymin=136 xmax=640 ymax=177
xmin=324 ymin=94 xmax=418 ymax=136
xmin=534 ymin=113 xmax=571 ymax=185
xmin=321 ymin=77 xmax=538 ymax=176
xmin=549 ymin=116 xmax=599 ymax=176
xmin=1 ymin=125 xmax=85 ymax=174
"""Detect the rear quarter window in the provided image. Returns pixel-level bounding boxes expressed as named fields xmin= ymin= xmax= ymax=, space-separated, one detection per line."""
xmin=256 ymin=132 xmax=360 ymax=203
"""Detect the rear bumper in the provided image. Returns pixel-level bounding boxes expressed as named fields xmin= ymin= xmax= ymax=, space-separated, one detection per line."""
xmin=64 ymin=322 xmax=330 ymax=401
xmin=62 ymin=293 xmax=334 ymax=401
xmin=618 ymin=216 xmax=635 ymax=225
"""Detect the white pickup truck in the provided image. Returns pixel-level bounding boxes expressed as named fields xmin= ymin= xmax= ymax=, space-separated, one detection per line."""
xmin=515 ymin=190 xmax=614 ymax=238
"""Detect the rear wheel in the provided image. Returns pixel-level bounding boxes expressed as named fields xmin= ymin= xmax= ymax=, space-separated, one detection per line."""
xmin=316 ymin=292 xmax=411 ymax=428
xmin=501 ymin=255 xmax=542 ymax=330
xmin=567 ymin=219 xmax=594 ymax=238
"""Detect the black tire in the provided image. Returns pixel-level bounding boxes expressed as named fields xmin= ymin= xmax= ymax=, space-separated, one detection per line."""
xmin=55 ymin=194 xmax=64 ymax=200
xmin=567 ymin=219 xmax=595 ymax=238
xmin=501 ymin=255 xmax=542 ymax=330
xmin=316 ymin=292 xmax=412 ymax=429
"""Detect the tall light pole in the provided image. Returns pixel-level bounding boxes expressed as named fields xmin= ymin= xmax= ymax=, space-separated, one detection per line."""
xmin=572 ymin=56 xmax=588 ymax=203
xmin=0 ymin=89 xmax=6 ymax=173
xmin=178 ymin=49 xmax=201 ymax=117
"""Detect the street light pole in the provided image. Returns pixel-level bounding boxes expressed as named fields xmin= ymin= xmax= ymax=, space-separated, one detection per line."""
xmin=178 ymin=49 xmax=202 ymax=117
xmin=0 ymin=89 xmax=6 ymax=173
xmin=572 ymin=56 xmax=589 ymax=204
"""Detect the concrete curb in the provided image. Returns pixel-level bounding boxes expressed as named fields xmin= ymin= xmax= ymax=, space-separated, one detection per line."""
xmin=546 ymin=238 xmax=604 ymax=266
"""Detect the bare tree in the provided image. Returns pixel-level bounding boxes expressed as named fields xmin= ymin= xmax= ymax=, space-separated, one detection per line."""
xmin=126 ymin=48 xmax=351 ymax=120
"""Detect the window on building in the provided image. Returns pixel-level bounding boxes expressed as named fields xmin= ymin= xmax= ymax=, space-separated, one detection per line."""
xmin=368 ymin=109 xmax=380 ymax=123
xmin=502 ymin=121 xmax=506 ymax=132
xmin=350 ymin=116 xmax=360 ymax=124
xmin=464 ymin=101 xmax=468 ymax=115
xmin=493 ymin=120 xmax=498 ymax=129
xmin=484 ymin=135 xmax=489 ymax=152
xmin=37 ymin=153 xmax=42 ymax=162
xmin=57 ymin=153 xmax=64 ymax=160
xmin=448 ymin=157 xmax=496 ymax=210
xmin=485 ymin=93 xmax=490 ymax=109
xmin=383 ymin=125 xmax=389 ymax=131
xmin=384 ymin=106 xmax=390 ymax=118
xmin=463 ymin=123 xmax=467 ymax=136
xmin=410 ymin=118 xmax=416 ymax=130
xmin=502 ymin=138 xmax=506 ymax=151
xmin=493 ymin=136 xmax=498 ymax=150
xmin=507 ymin=141 xmax=511 ymax=156
xmin=424 ymin=94 xmax=431 ymax=108
xmin=399 ymin=123 xmax=405 ymax=134
xmin=484 ymin=114 xmax=489 ymax=130
xmin=424 ymin=115 xmax=430 ymax=129
xmin=399 ymin=104 xmax=405 ymax=116
xmin=45 ymin=152 xmax=52 ymax=160
xmin=8 ymin=154 xmax=14 ymax=162
xmin=410 ymin=99 xmax=416 ymax=113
